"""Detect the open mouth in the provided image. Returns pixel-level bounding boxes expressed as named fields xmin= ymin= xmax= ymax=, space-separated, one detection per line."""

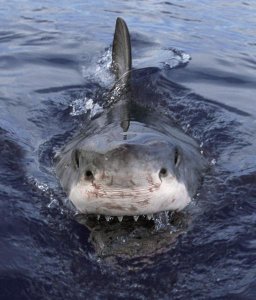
xmin=96 ymin=214 xmax=154 ymax=222
xmin=74 ymin=210 xmax=189 ymax=260
xmin=75 ymin=214 xmax=156 ymax=226
xmin=75 ymin=210 xmax=187 ymax=228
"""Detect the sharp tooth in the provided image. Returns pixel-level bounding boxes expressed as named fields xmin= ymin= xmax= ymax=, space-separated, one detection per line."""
xmin=147 ymin=214 xmax=153 ymax=220
xmin=105 ymin=216 xmax=110 ymax=222
xmin=133 ymin=215 xmax=139 ymax=222
xmin=97 ymin=215 xmax=100 ymax=220
xmin=118 ymin=216 xmax=123 ymax=222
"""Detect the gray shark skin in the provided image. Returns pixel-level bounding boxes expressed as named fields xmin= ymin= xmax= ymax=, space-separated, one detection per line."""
xmin=55 ymin=17 xmax=206 ymax=220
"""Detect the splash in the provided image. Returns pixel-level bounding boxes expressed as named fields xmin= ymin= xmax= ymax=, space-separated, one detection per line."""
xmin=82 ymin=47 xmax=115 ymax=87
xmin=70 ymin=97 xmax=103 ymax=118
xmin=163 ymin=48 xmax=191 ymax=68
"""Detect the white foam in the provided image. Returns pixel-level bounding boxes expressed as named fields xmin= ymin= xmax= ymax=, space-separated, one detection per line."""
xmin=82 ymin=48 xmax=114 ymax=87
xmin=163 ymin=48 xmax=191 ymax=68
xmin=211 ymin=158 xmax=217 ymax=165
xmin=89 ymin=102 xmax=104 ymax=119
xmin=70 ymin=98 xmax=88 ymax=116
xmin=70 ymin=97 xmax=103 ymax=118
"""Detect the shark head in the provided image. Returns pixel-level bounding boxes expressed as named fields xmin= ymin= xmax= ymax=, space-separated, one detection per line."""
xmin=56 ymin=119 xmax=205 ymax=218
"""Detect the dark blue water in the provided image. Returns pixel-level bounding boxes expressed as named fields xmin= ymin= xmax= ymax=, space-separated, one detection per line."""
xmin=0 ymin=0 xmax=256 ymax=299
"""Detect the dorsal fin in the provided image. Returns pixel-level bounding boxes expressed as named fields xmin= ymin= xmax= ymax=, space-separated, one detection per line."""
xmin=112 ymin=17 xmax=132 ymax=80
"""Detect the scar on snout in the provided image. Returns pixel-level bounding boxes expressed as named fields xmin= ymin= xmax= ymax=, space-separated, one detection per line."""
xmin=149 ymin=184 xmax=161 ymax=193
xmin=130 ymin=179 xmax=136 ymax=186
xmin=87 ymin=190 xmax=105 ymax=198
xmin=138 ymin=199 xmax=150 ymax=206
xmin=130 ymin=205 xmax=139 ymax=212
xmin=146 ymin=175 xmax=154 ymax=185
xmin=147 ymin=175 xmax=161 ymax=191
xmin=92 ymin=182 xmax=100 ymax=190
xmin=100 ymin=171 xmax=112 ymax=182
xmin=104 ymin=203 xmax=124 ymax=210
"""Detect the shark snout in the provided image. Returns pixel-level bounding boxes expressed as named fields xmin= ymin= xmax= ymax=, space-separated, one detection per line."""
xmin=75 ymin=142 xmax=180 ymax=188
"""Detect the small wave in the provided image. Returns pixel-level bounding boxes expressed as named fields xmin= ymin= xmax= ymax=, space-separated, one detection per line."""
xmin=134 ymin=47 xmax=191 ymax=70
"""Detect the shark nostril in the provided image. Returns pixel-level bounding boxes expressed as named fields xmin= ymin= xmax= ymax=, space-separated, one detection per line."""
xmin=85 ymin=170 xmax=94 ymax=180
xmin=159 ymin=168 xmax=168 ymax=178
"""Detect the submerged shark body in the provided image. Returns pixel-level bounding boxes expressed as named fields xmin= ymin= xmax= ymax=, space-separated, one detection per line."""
xmin=55 ymin=18 xmax=205 ymax=220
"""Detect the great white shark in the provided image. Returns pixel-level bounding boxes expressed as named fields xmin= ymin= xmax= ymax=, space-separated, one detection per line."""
xmin=55 ymin=18 xmax=206 ymax=222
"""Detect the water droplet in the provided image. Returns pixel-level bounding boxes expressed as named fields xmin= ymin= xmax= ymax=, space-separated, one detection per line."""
xmin=211 ymin=158 xmax=217 ymax=165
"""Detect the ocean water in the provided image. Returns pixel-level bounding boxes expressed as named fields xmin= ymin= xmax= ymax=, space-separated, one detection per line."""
xmin=0 ymin=0 xmax=255 ymax=299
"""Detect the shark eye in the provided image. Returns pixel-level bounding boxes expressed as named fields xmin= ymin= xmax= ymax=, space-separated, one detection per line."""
xmin=85 ymin=170 xmax=94 ymax=180
xmin=174 ymin=147 xmax=180 ymax=167
xmin=159 ymin=168 xmax=168 ymax=178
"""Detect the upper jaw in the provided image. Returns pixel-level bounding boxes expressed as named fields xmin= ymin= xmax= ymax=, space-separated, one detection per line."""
xmin=95 ymin=214 xmax=154 ymax=222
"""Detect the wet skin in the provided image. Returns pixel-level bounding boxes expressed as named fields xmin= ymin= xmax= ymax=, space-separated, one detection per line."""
xmin=55 ymin=84 xmax=206 ymax=219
